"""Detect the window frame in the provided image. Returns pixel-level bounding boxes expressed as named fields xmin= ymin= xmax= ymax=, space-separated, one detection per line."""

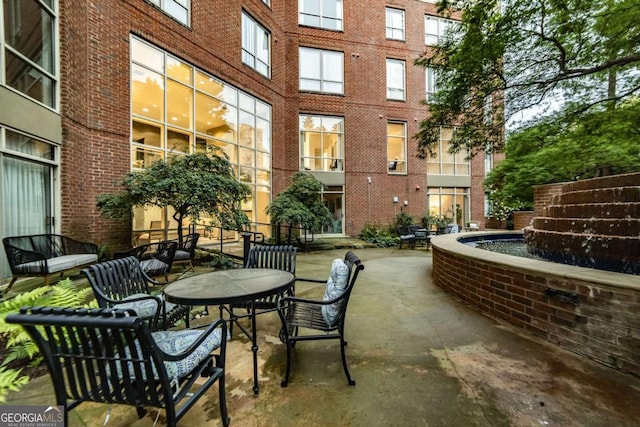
xmin=385 ymin=7 xmax=405 ymax=41
xmin=386 ymin=58 xmax=406 ymax=101
xmin=299 ymin=47 xmax=344 ymax=95
xmin=298 ymin=0 xmax=343 ymax=31
xmin=426 ymin=127 xmax=470 ymax=176
xmin=426 ymin=67 xmax=439 ymax=102
xmin=147 ymin=0 xmax=190 ymax=26
xmin=387 ymin=121 xmax=407 ymax=175
xmin=299 ymin=114 xmax=344 ymax=172
xmin=424 ymin=15 xmax=459 ymax=46
xmin=2 ymin=0 xmax=59 ymax=110
xmin=242 ymin=12 xmax=271 ymax=78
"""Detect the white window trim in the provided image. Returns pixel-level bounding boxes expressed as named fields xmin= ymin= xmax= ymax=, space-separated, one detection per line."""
xmin=386 ymin=59 xmax=406 ymax=101
xmin=242 ymin=12 xmax=271 ymax=78
xmin=385 ymin=7 xmax=405 ymax=41
xmin=298 ymin=0 xmax=344 ymax=31
xmin=425 ymin=15 xmax=459 ymax=46
xmin=147 ymin=0 xmax=190 ymax=26
xmin=387 ymin=121 xmax=407 ymax=175
xmin=299 ymin=47 xmax=344 ymax=94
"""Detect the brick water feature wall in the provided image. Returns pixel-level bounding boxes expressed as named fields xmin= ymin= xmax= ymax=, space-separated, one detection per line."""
xmin=431 ymin=232 xmax=640 ymax=378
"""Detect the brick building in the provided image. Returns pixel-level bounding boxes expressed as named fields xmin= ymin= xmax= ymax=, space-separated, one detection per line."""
xmin=0 ymin=0 xmax=499 ymax=282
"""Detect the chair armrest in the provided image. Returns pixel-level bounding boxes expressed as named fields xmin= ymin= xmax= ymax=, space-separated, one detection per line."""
xmin=3 ymin=244 xmax=48 ymax=272
xmin=156 ymin=318 xmax=227 ymax=362
xmin=294 ymin=277 xmax=327 ymax=284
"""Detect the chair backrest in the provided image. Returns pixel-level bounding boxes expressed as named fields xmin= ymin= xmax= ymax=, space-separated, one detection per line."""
xmin=245 ymin=245 xmax=297 ymax=274
xmin=5 ymin=307 xmax=175 ymax=418
xmin=177 ymin=232 xmax=200 ymax=257
xmin=332 ymin=251 xmax=365 ymax=325
xmin=82 ymin=256 xmax=152 ymax=306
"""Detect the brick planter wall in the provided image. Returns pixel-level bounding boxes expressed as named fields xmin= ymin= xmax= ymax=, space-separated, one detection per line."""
xmin=512 ymin=211 xmax=534 ymax=230
xmin=431 ymin=233 xmax=640 ymax=378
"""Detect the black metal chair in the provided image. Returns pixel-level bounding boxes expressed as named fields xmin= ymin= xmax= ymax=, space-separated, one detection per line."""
xmin=408 ymin=225 xmax=430 ymax=249
xmin=6 ymin=306 xmax=229 ymax=427
xmin=397 ymin=227 xmax=416 ymax=249
xmin=114 ymin=240 xmax=178 ymax=282
xmin=223 ymin=245 xmax=297 ymax=336
xmin=82 ymin=256 xmax=190 ymax=330
xmin=173 ymin=233 xmax=200 ymax=272
xmin=277 ymin=251 xmax=364 ymax=387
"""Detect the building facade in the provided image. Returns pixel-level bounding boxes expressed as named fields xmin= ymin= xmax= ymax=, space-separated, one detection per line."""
xmin=0 ymin=0 xmax=498 ymax=282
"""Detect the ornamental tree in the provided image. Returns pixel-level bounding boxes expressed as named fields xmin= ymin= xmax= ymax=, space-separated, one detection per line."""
xmin=97 ymin=152 xmax=251 ymax=244
xmin=266 ymin=173 xmax=333 ymax=243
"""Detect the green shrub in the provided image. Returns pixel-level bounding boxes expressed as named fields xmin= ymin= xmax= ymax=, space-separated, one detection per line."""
xmin=359 ymin=222 xmax=398 ymax=247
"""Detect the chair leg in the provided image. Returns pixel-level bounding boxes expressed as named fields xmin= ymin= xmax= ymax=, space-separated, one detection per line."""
xmin=2 ymin=277 xmax=18 ymax=295
xmin=281 ymin=340 xmax=293 ymax=387
xmin=218 ymin=364 xmax=230 ymax=427
xmin=339 ymin=333 xmax=355 ymax=386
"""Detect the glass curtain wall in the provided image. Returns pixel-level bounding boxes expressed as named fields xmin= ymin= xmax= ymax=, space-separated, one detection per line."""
xmin=130 ymin=37 xmax=272 ymax=244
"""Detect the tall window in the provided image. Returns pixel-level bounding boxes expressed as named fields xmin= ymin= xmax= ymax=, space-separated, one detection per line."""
xmin=299 ymin=115 xmax=344 ymax=172
xmin=147 ymin=0 xmax=189 ymax=26
xmin=2 ymin=0 xmax=57 ymax=108
xmin=386 ymin=59 xmax=405 ymax=101
xmin=425 ymin=15 xmax=459 ymax=45
xmin=426 ymin=67 xmax=439 ymax=102
xmin=299 ymin=47 xmax=344 ymax=94
xmin=299 ymin=0 xmax=343 ymax=31
xmin=387 ymin=122 xmax=407 ymax=174
xmin=386 ymin=8 xmax=405 ymax=40
xmin=242 ymin=13 xmax=271 ymax=78
xmin=426 ymin=127 xmax=470 ymax=175
xmin=130 ymin=37 xmax=272 ymax=241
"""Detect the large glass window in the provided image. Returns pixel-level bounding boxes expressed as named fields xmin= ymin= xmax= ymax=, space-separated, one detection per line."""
xmin=147 ymin=0 xmax=189 ymax=26
xmin=427 ymin=127 xmax=470 ymax=175
xmin=299 ymin=0 xmax=343 ymax=31
xmin=386 ymin=59 xmax=405 ymax=101
xmin=299 ymin=115 xmax=344 ymax=172
xmin=2 ymin=0 xmax=57 ymax=108
xmin=385 ymin=8 xmax=405 ymax=40
xmin=387 ymin=122 xmax=406 ymax=174
xmin=425 ymin=15 xmax=459 ymax=45
xmin=299 ymin=47 xmax=343 ymax=94
xmin=242 ymin=12 xmax=271 ymax=78
xmin=131 ymin=37 xmax=272 ymax=243
xmin=427 ymin=187 xmax=469 ymax=228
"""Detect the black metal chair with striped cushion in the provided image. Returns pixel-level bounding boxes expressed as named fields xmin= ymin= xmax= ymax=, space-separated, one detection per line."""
xmin=6 ymin=306 xmax=229 ymax=427
xmin=276 ymin=251 xmax=364 ymax=387
xmin=114 ymin=241 xmax=178 ymax=283
xmin=82 ymin=256 xmax=190 ymax=331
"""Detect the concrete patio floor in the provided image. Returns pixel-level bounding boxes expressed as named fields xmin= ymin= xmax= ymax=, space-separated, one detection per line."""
xmin=6 ymin=247 xmax=640 ymax=426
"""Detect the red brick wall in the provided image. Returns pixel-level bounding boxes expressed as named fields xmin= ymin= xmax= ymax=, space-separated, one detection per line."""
xmin=513 ymin=211 xmax=534 ymax=230
xmin=432 ymin=245 xmax=640 ymax=377
xmin=532 ymin=182 xmax=566 ymax=217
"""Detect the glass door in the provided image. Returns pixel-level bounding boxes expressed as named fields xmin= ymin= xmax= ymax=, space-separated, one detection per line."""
xmin=322 ymin=186 xmax=343 ymax=235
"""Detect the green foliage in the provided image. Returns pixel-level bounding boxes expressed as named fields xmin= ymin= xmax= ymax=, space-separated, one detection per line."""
xmin=359 ymin=222 xmax=397 ymax=248
xmin=97 ymin=152 xmax=251 ymax=242
xmin=266 ymin=173 xmax=333 ymax=233
xmin=0 ymin=366 xmax=28 ymax=403
xmin=414 ymin=0 xmax=640 ymax=156
xmin=0 ymin=278 xmax=96 ymax=401
xmin=485 ymin=100 xmax=640 ymax=210
xmin=208 ymin=253 xmax=239 ymax=270
xmin=421 ymin=213 xmax=446 ymax=230
xmin=393 ymin=212 xmax=414 ymax=232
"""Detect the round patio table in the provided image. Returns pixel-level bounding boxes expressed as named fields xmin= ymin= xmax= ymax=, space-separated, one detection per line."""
xmin=163 ymin=268 xmax=295 ymax=394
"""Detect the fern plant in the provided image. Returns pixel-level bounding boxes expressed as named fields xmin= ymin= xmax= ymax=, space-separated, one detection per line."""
xmin=0 ymin=278 xmax=96 ymax=401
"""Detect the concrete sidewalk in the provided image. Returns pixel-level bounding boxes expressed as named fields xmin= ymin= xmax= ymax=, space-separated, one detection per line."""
xmin=7 ymin=248 xmax=640 ymax=426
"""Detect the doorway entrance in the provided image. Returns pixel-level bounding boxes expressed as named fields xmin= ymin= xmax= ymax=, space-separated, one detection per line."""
xmin=322 ymin=186 xmax=343 ymax=235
